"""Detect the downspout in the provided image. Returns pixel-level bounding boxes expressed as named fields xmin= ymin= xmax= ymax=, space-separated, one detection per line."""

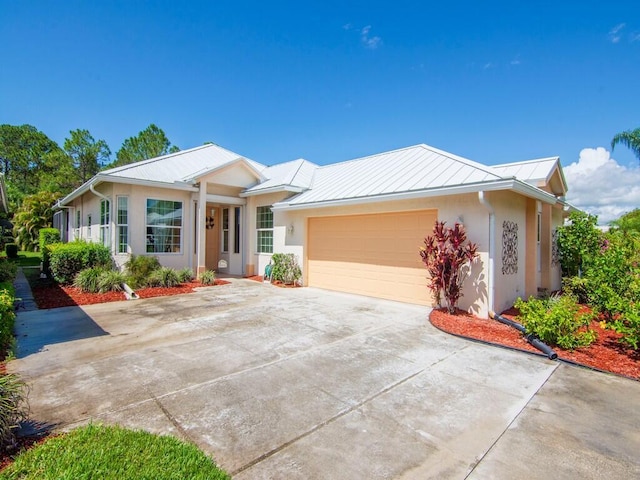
xmin=478 ymin=191 xmax=495 ymax=315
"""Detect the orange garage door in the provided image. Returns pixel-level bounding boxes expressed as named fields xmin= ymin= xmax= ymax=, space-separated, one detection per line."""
xmin=307 ymin=210 xmax=437 ymax=305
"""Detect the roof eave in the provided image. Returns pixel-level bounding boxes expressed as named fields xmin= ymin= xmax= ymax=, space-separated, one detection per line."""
xmin=56 ymin=174 xmax=199 ymax=208
xmin=240 ymin=185 xmax=305 ymax=198
xmin=272 ymin=178 xmax=559 ymax=211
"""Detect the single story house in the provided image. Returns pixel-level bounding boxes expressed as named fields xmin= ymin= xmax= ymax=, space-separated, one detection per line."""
xmin=53 ymin=142 xmax=572 ymax=317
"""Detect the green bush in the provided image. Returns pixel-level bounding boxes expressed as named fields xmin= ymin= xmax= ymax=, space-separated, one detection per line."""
xmin=73 ymin=268 xmax=104 ymax=293
xmin=75 ymin=268 xmax=126 ymax=293
xmin=0 ymin=289 xmax=16 ymax=354
xmin=97 ymin=270 xmax=125 ymax=293
xmin=0 ymin=261 xmax=17 ymax=283
xmin=177 ymin=268 xmax=194 ymax=283
xmin=515 ymin=295 xmax=596 ymax=350
xmin=0 ymin=373 xmax=28 ymax=451
xmin=270 ymin=253 xmax=302 ymax=285
xmin=4 ymin=244 xmax=17 ymax=259
xmin=146 ymin=267 xmax=180 ymax=288
xmin=125 ymin=255 xmax=161 ymax=289
xmin=39 ymin=228 xmax=60 ymax=276
xmin=49 ymin=241 xmax=112 ymax=285
xmin=608 ymin=302 xmax=640 ymax=350
xmin=199 ymin=269 xmax=216 ymax=285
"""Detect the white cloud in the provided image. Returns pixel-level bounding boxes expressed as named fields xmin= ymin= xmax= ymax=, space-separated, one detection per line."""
xmin=564 ymin=147 xmax=640 ymax=224
xmin=483 ymin=62 xmax=494 ymax=70
xmin=631 ymin=32 xmax=640 ymax=42
xmin=609 ymin=23 xmax=626 ymax=43
xmin=361 ymin=25 xmax=382 ymax=49
xmin=342 ymin=23 xmax=352 ymax=31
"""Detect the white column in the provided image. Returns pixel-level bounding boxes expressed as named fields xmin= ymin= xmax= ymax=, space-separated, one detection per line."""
xmin=196 ymin=182 xmax=207 ymax=275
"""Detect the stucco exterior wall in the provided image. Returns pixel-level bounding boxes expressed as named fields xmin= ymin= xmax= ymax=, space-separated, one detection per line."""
xmin=67 ymin=183 xmax=196 ymax=271
xmin=489 ymin=191 xmax=528 ymax=315
xmin=271 ymin=193 xmax=493 ymax=316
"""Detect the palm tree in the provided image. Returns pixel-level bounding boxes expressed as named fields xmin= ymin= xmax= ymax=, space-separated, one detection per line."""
xmin=611 ymin=127 xmax=640 ymax=162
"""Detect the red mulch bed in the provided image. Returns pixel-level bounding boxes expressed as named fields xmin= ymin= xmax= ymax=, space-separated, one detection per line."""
xmin=32 ymin=280 xmax=230 ymax=309
xmin=430 ymin=308 xmax=640 ymax=380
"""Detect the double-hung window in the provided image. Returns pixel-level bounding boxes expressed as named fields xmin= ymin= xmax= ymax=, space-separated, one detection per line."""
xmin=146 ymin=199 xmax=182 ymax=253
xmin=256 ymin=206 xmax=273 ymax=253
xmin=100 ymin=199 xmax=110 ymax=248
xmin=87 ymin=214 xmax=92 ymax=240
xmin=116 ymin=196 xmax=129 ymax=254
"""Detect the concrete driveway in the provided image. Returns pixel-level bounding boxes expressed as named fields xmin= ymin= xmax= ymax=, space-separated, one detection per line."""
xmin=9 ymin=279 xmax=640 ymax=479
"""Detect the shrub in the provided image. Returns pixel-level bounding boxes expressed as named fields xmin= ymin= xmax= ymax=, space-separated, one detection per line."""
xmin=97 ymin=270 xmax=126 ymax=293
xmin=419 ymin=221 xmax=478 ymax=314
xmin=0 ymin=373 xmax=28 ymax=451
xmin=73 ymin=267 xmax=105 ymax=293
xmin=0 ymin=260 xmax=17 ymax=283
xmin=199 ymin=269 xmax=216 ymax=285
xmin=177 ymin=268 xmax=194 ymax=283
xmin=608 ymin=303 xmax=640 ymax=350
xmin=49 ymin=241 xmax=112 ymax=285
xmin=39 ymin=228 xmax=60 ymax=276
xmin=0 ymin=289 xmax=16 ymax=353
xmin=556 ymin=211 xmax=601 ymax=277
xmin=515 ymin=295 xmax=596 ymax=350
xmin=146 ymin=267 xmax=180 ymax=288
xmin=270 ymin=253 xmax=302 ymax=285
xmin=4 ymin=243 xmax=17 ymax=259
xmin=125 ymin=255 xmax=161 ymax=289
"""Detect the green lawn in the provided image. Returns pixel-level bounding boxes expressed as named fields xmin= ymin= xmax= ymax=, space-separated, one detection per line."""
xmin=0 ymin=424 xmax=230 ymax=480
xmin=13 ymin=252 xmax=42 ymax=268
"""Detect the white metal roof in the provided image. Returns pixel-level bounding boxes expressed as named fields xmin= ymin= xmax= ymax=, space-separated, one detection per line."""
xmin=102 ymin=143 xmax=267 ymax=184
xmin=276 ymin=144 xmax=507 ymax=207
xmin=492 ymin=157 xmax=558 ymax=183
xmin=242 ymin=158 xmax=318 ymax=195
xmin=57 ymin=141 xmax=565 ymax=211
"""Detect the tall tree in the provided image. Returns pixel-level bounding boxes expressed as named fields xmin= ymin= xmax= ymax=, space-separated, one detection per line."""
xmin=112 ymin=124 xmax=179 ymax=168
xmin=611 ymin=127 xmax=640 ymax=162
xmin=610 ymin=208 xmax=640 ymax=233
xmin=64 ymin=129 xmax=111 ymax=183
xmin=0 ymin=124 xmax=61 ymax=206
xmin=12 ymin=190 xmax=60 ymax=251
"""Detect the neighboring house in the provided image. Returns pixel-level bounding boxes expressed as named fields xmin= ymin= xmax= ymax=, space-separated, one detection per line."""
xmin=53 ymin=143 xmax=572 ymax=317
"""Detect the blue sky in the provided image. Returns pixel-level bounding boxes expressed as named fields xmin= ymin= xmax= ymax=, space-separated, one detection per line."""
xmin=2 ymin=1 xmax=639 ymax=221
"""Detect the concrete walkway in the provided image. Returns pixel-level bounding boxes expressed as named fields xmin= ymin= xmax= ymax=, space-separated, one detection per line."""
xmin=8 ymin=278 xmax=640 ymax=479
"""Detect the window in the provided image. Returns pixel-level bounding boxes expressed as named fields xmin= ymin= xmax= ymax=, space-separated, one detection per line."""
xmin=146 ymin=199 xmax=182 ymax=253
xmin=256 ymin=205 xmax=273 ymax=253
xmin=234 ymin=207 xmax=241 ymax=254
xmin=100 ymin=199 xmax=110 ymax=248
xmin=116 ymin=196 xmax=129 ymax=254
xmin=222 ymin=208 xmax=229 ymax=253
xmin=87 ymin=214 xmax=92 ymax=239
xmin=75 ymin=210 xmax=81 ymax=240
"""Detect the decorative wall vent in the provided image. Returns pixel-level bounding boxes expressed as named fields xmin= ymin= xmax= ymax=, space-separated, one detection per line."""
xmin=502 ymin=220 xmax=518 ymax=275
xmin=551 ymin=228 xmax=560 ymax=266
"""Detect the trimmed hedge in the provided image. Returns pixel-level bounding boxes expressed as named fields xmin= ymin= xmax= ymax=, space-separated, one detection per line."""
xmin=39 ymin=228 xmax=60 ymax=276
xmin=49 ymin=241 xmax=112 ymax=285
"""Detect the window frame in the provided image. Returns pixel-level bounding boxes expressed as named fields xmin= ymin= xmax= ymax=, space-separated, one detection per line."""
xmin=256 ymin=205 xmax=273 ymax=254
xmin=100 ymin=199 xmax=111 ymax=248
xmin=145 ymin=198 xmax=183 ymax=254
xmin=116 ymin=196 xmax=129 ymax=254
